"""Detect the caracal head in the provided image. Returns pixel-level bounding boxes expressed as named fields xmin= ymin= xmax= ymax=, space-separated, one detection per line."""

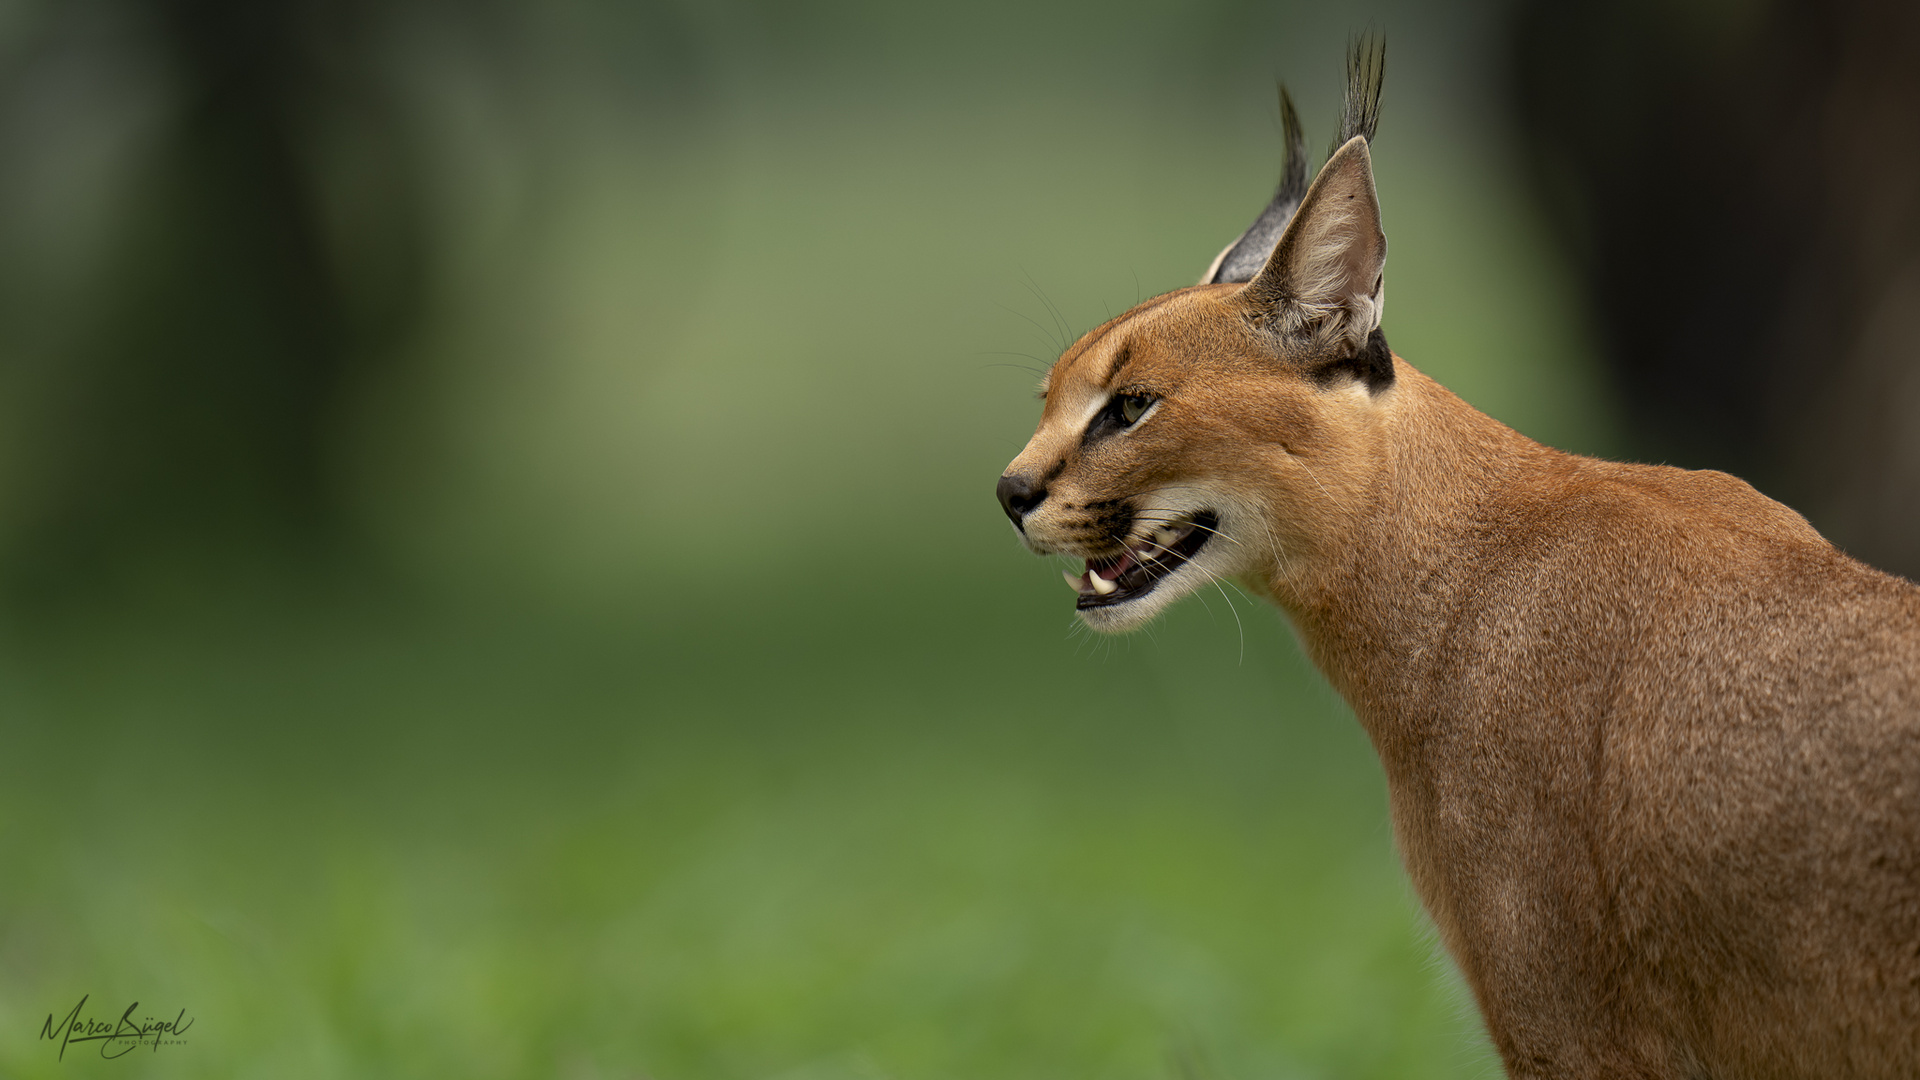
xmin=997 ymin=130 xmax=1395 ymax=633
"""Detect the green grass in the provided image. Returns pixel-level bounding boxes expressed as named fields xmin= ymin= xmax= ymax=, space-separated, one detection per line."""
xmin=0 ymin=572 xmax=1496 ymax=1079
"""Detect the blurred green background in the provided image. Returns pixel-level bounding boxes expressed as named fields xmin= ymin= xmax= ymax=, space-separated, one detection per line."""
xmin=0 ymin=0 xmax=1622 ymax=1076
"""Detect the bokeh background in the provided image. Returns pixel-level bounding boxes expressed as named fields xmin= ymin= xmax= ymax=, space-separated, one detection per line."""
xmin=0 ymin=0 xmax=1913 ymax=1077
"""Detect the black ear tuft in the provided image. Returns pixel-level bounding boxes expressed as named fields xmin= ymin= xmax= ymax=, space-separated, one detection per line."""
xmin=1202 ymin=85 xmax=1309 ymax=285
xmin=1275 ymin=87 xmax=1309 ymax=219
xmin=1328 ymin=34 xmax=1385 ymax=159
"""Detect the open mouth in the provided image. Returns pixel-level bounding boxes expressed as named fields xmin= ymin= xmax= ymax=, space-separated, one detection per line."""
xmin=1064 ymin=511 xmax=1218 ymax=609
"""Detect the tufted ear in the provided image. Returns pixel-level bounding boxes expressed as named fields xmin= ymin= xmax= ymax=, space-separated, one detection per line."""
xmin=1202 ymin=86 xmax=1309 ymax=285
xmin=1204 ymin=35 xmax=1384 ymax=289
xmin=1240 ymin=134 xmax=1387 ymax=354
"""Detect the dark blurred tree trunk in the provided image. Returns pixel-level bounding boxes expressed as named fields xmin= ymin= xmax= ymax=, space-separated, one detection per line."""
xmin=1510 ymin=0 xmax=1920 ymax=578
xmin=2 ymin=0 xmax=428 ymax=598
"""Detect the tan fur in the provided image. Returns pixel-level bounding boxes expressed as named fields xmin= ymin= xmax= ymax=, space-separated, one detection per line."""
xmin=998 ymin=130 xmax=1920 ymax=1078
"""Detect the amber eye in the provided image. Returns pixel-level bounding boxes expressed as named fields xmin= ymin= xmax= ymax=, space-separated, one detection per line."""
xmin=1118 ymin=394 xmax=1152 ymax=425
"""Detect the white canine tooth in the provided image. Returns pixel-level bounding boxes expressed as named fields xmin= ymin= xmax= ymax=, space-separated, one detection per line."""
xmin=1089 ymin=572 xmax=1118 ymax=596
xmin=1063 ymin=569 xmax=1088 ymax=593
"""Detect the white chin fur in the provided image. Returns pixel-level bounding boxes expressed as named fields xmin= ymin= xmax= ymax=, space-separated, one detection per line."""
xmin=1077 ymin=584 xmax=1187 ymax=633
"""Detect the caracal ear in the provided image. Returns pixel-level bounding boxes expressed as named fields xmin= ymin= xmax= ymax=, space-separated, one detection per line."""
xmin=1241 ymin=134 xmax=1387 ymax=354
xmin=1206 ymin=34 xmax=1383 ymax=291
xmin=1202 ymin=86 xmax=1309 ymax=285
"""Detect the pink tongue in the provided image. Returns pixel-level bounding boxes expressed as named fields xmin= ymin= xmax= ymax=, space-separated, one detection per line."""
xmin=1088 ymin=551 xmax=1135 ymax=581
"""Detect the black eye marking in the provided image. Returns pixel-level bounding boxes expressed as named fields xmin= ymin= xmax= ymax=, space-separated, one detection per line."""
xmin=1080 ymin=392 xmax=1158 ymax=448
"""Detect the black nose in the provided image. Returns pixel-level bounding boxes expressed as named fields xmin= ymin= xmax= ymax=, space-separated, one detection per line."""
xmin=996 ymin=472 xmax=1046 ymax=526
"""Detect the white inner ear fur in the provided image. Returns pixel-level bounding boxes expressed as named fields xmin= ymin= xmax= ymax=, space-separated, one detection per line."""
xmin=1258 ymin=139 xmax=1387 ymax=353
xmin=1283 ymin=198 xmax=1384 ymax=351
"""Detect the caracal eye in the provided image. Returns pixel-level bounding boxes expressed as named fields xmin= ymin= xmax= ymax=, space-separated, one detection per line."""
xmin=1120 ymin=394 xmax=1151 ymax=425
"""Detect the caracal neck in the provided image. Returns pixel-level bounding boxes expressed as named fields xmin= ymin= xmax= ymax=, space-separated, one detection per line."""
xmin=1269 ymin=360 xmax=1551 ymax=714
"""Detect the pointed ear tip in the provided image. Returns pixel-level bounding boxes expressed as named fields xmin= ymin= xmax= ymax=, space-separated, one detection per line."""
xmin=1321 ymin=137 xmax=1377 ymax=188
xmin=1332 ymin=135 xmax=1372 ymax=163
